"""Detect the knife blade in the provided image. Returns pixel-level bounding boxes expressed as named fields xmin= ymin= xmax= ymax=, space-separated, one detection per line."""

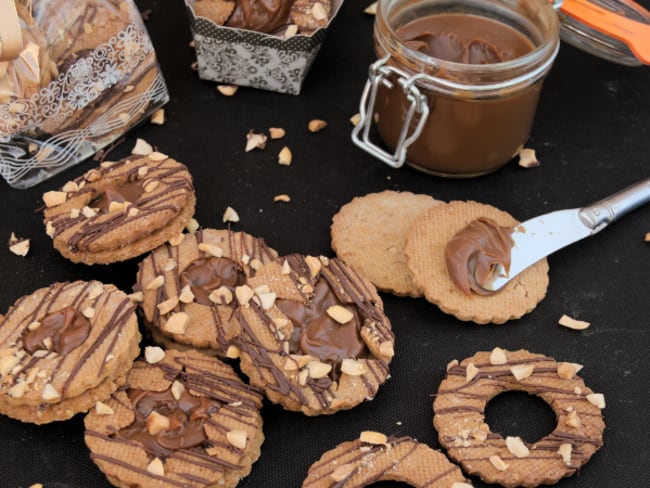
xmin=481 ymin=177 xmax=650 ymax=292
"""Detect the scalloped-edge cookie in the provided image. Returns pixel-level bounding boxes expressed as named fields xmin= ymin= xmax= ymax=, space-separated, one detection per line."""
xmin=433 ymin=348 xmax=605 ymax=487
xmin=135 ymin=228 xmax=278 ymax=356
xmin=405 ymin=201 xmax=549 ymax=324
xmin=232 ymin=254 xmax=395 ymax=416
xmin=303 ymin=432 xmax=472 ymax=487
xmin=0 ymin=280 xmax=140 ymax=424
xmin=42 ymin=152 xmax=195 ymax=265
xmin=84 ymin=348 xmax=264 ymax=488
xmin=331 ymin=191 xmax=443 ymax=297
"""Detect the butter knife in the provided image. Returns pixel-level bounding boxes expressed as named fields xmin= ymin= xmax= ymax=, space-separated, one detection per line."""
xmin=481 ymin=177 xmax=650 ymax=292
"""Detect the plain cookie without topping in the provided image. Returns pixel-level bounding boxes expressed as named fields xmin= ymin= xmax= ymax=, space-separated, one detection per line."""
xmin=84 ymin=348 xmax=264 ymax=488
xmin=233 ymin=254 xmax=395 ymax=415
xmin=405 ymin=201 xmax=549 ymax=323
xmin=43 ymin=153 xmax=196 ymax=265
xmin=0 ymin=280 xmax=140 ymax=424
xmin=331 ymin=191 xmax=443 ymax=297
xmin=433 ymin=349 xmax=605 ymax=487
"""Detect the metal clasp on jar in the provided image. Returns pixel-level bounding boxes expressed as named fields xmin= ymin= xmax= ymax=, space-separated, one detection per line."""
xmin=351 ymin=55 xmax=430 ymax=168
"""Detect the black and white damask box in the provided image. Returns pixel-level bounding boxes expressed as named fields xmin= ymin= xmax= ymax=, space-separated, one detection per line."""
xmin=185 ymin=0 xmax=344 ymax=95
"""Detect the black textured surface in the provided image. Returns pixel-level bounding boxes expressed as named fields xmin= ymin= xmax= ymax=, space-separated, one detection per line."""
xmin=1 ymin=0 xmax=649 ymax=487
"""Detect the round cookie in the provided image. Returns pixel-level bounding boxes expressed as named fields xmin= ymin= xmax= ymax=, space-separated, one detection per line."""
xmin=0 ymin=280 xmax=141 ymax=424
xmin=84 ymin=348 xmax=264 ymax=488
xmin=135 ymin=229 xmax=278 ymax=356
xmin=433 ymin=349 xmax=605 ymax=488
xmin=331 ymin=191 xmax=442 ymax=297
xmin=303 ymin=433 xmax=472 ymax=487
xmin=405 ymin=201 xmax=549 ymax=323
xmin=42 ymin=152 xmax=196 ymax=265
xmin=233 ymin=254 xmax=395 ymax=416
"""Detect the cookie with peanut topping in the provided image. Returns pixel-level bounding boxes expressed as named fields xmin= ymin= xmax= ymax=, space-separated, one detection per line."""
xmin=232 ymin=254 xmax=394 ymax=416
xmin=331 ymin=190 xmax=443 ymax=297
xmin=0 ymin=280 xmax=140 ymax=424
xmin=42 ymin=152 xmax=196 ymax=265
xmin=405 ymin=201 xmax=549 ymax=324
xmin=84 ymin=348 xmax=264 ymax=488
xmin=433 ymin=349 xmax=605 ymax=487
xmin=303 ymin=432 xmax=471 ymax=487
xmin=135 ymin=229 xmax=278 ymax=356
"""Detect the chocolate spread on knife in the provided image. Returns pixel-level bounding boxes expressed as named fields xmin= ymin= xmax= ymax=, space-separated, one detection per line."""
xmin=180 ymin=257 xmax=246 ymax=306
xmin=23 ymin=306 xmax=91 ymax=355
xmin=375 ymin=13 xmax=540 ymax=176
xmin=445 ymin=217 xmax=514 ymax=295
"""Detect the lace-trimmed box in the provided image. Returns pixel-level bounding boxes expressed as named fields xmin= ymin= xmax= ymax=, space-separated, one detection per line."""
xmin=185 ymin=0 xmax=344 ymax=95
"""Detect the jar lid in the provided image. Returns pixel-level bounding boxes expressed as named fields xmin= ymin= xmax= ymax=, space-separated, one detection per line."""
xmin=558 ymin=0 xmax=650 ymax=66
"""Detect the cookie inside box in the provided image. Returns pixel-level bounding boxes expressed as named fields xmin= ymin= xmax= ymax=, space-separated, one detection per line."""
xmin=0 ymin=0 xmax=169 ymax=189
xmin=185 ymin=0 xmax=344 ymax=94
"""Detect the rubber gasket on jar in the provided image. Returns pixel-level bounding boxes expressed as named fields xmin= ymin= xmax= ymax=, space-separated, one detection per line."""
xmin=433 ymin=348 xmax=605 ymax=488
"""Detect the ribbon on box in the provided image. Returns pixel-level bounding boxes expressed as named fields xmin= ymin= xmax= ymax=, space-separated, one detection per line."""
xmin=0 ymin=0 xmax=22 ymax=61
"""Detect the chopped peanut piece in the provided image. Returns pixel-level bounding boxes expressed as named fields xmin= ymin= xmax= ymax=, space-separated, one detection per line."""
xmin=489 ymin=455 xmax=509 ymax=471
xmin=360 ymin=431 xmax=387 ymax=445
xmin=331 ymin=463 xmax=355 ymax=482
xmin=465 ymin=363 xmax=479 ymax=382
xmin=145 ymin=275 xmax=165 ymax=290
xmin=41 ymin=383 xmax=61 ymax=401
xmin=163 ymin=312 xmax=189 ymax=335
xmin=446 ymin=359 xmax=459 ymax=371
xmin=278 ymin=146 xmax=292 ymax=166
xmin=95 ymin=401 xmax=115 ymax=415
xmin=147 ymin=411 xmax=171 ymax=435
xmin=198 ymin=242 xmax=224 ymax=257
xmin=150 ymin=108 xmax=165 ymax=125
xmin=308 ymin=119 xmax=328 ymax=133
xmin=566 ymin=409 xmax=581 ymax=428
xmin=326 ymin=305 xmax=354 ymax=324
xmin=558 ymin=314 xmax=590 ymax=330
xmin=341 ymin=358 xmax=366 ymax=376
xmin=131 ymin=138 xmax=153 ymax=156
xmin=269 ymin=127 xmax=286 ymax=139
xmin=171 ymin=380 xmax=186 ymax=401
xmin=245 ymin=131 xmax=267 ymax=152
xmin=227 ymin=429 xmax=248 ymax=449
xmin=364 ymin=1 xmax=377 ymax=14
xmin=235 ymin=285 xmax=255 ymax=307
xmin=586 ymin=393 xmax=606 ymax=409
xmin=517 ymin=147 xmax=540 ymax=168
xmin=306 ymin=360 xmax=332 ymax=379
xmin=217 ymin=84 xmax=238 ymax=96
xmin=144 ymin=346 xmax=166 ymax=364
xmin=506 ymin=436 xmax=530 ymax=458
xmin=557 ymin=443 xmax=572 ymax=465
xmin=8 ymin=233 xmax=30 ymax=257
xmin=147 ymin=457 xmax=165 ymax=476
xmin=43 ymin=191 xmax=67 ymax=207
xmin=274 ymin=194 xmax=291 ymax=202
xmin=223 ymin=206 xmax=240 ymax=223
xmin=489 ymin=347 xmax=507 ymax=365
xmin=510 ymin=364 xmax=535 ymax=381
xmin=311 ymin=2 xmax=327 ymax=20
xmin=349 ymin=113 xmax=361 ymax=126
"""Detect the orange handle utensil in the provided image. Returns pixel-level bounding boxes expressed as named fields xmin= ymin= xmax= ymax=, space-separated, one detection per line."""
xmin=560 ymin=0 xmax=650 ymax=64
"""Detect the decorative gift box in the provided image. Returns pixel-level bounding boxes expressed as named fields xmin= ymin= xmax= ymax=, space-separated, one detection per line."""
xmin=185 ymin=0 xmax=343 ymax=95
xmin=0 ymin=0 xmax=169 ymax=189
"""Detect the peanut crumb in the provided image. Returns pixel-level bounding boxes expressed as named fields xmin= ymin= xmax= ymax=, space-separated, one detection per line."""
xmin=308 ymin=119 xmax=328 ymax=133
xmin=245 ymin=131 xmax=267 ymax=152
xmin=150 ymin=109 xmax=165 ymax=125
xmin=217 ymin=84 xmax=238 ymax=96
xmin=278 ymin=146 xmax=293 ymax=166
xmin=274 ymin=194 xmax=291 ymax=202
xmin=222 ymin=206 xmax=240 ymax=223
xmin=517 ymin=147 xmax=539 ymax=168
xmin=131 ymin=138 xmax=153 ymax=156
xmin=364 ymin=1 xmax=377 ymax=14
xmin=269 ymin=127 xmax=286 ymax=139
xmin=558 ymin=314 xmax=590 ymax=330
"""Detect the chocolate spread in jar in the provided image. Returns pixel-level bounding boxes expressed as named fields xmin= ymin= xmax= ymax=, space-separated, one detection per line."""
xmin=375 ymin=13 xmax=540 ymax=176
xmin=445 ymin=217 xmax=514 ymax=295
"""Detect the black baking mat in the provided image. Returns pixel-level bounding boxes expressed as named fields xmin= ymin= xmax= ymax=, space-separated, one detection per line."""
xmin=1 ymin=0 xmax=649 ymax=486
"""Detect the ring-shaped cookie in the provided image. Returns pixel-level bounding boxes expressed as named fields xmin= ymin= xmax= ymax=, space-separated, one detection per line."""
xmin=43 ymin=153 xmax=195 ymax=264
xmin=234 ymin=254 xmax=395 ymax=415
xmin=433 ymin=349 xmax=605 ymax=488
xmin=302 ymin=433 xmax=471 ymax=487
xmin=136 ymin=229 xmax=278 ymax=356
xmin=84 ymin=348 xmax=264 ymax=488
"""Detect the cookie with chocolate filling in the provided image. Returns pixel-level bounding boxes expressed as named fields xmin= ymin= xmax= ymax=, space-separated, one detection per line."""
xmin=303 ymin=433 xmax=471 ymax=487
xmin=433 ymin=349 xmax=605 ymax=487
xmin=193 ymin=0 xmax=236 ymax=26
xmin=232 ymin=254 xmax=394 ymax=416
xmin=135 ymin=229 xmax=278 ymax=356
xmin=42 ymin=152 xmax=196 ymax=265
xmin=405 ymin=201 xmax=549 ymax=324
xmin=84 ymin=348 xmax=264 ymax=488
xmin=0 ymin=280 xmax=140 ymax=424
xmin=331 ymin=190 xmax=443 ymax=297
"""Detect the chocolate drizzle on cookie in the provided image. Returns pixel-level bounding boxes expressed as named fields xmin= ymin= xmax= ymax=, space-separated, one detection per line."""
xmin=234 ymin=255 xmax=394 ymax=415
xmin=84 ymin=350 xmax=264 ymax=488
xmin=433 ymin=349 xmax=605 ymax=487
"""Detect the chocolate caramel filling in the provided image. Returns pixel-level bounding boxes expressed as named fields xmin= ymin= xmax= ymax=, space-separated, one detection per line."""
xmin=89 ymin=181 xmax=144 ymax=213
xmin=226 ymin=0 xmax=294 ymax=34
xmin=445 ymin=217 xmax=514 ymax=295
xmin=276 ymin=278 xmax=368 ymax=366
xmin=23 ymin=306 xmax=91 ymax=355
xmin=117 ymin=387 xmax=219 ymax=458
xmin=180 ymin=257 xmax=246 ymax=306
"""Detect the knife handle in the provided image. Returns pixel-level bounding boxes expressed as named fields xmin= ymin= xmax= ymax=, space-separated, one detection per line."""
xmin=579 ymin=177 xmax=650 ymax=233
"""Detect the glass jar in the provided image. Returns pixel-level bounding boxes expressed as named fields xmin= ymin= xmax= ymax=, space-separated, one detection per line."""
xmin=352 ymin=0 xmax=561 ymax=177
